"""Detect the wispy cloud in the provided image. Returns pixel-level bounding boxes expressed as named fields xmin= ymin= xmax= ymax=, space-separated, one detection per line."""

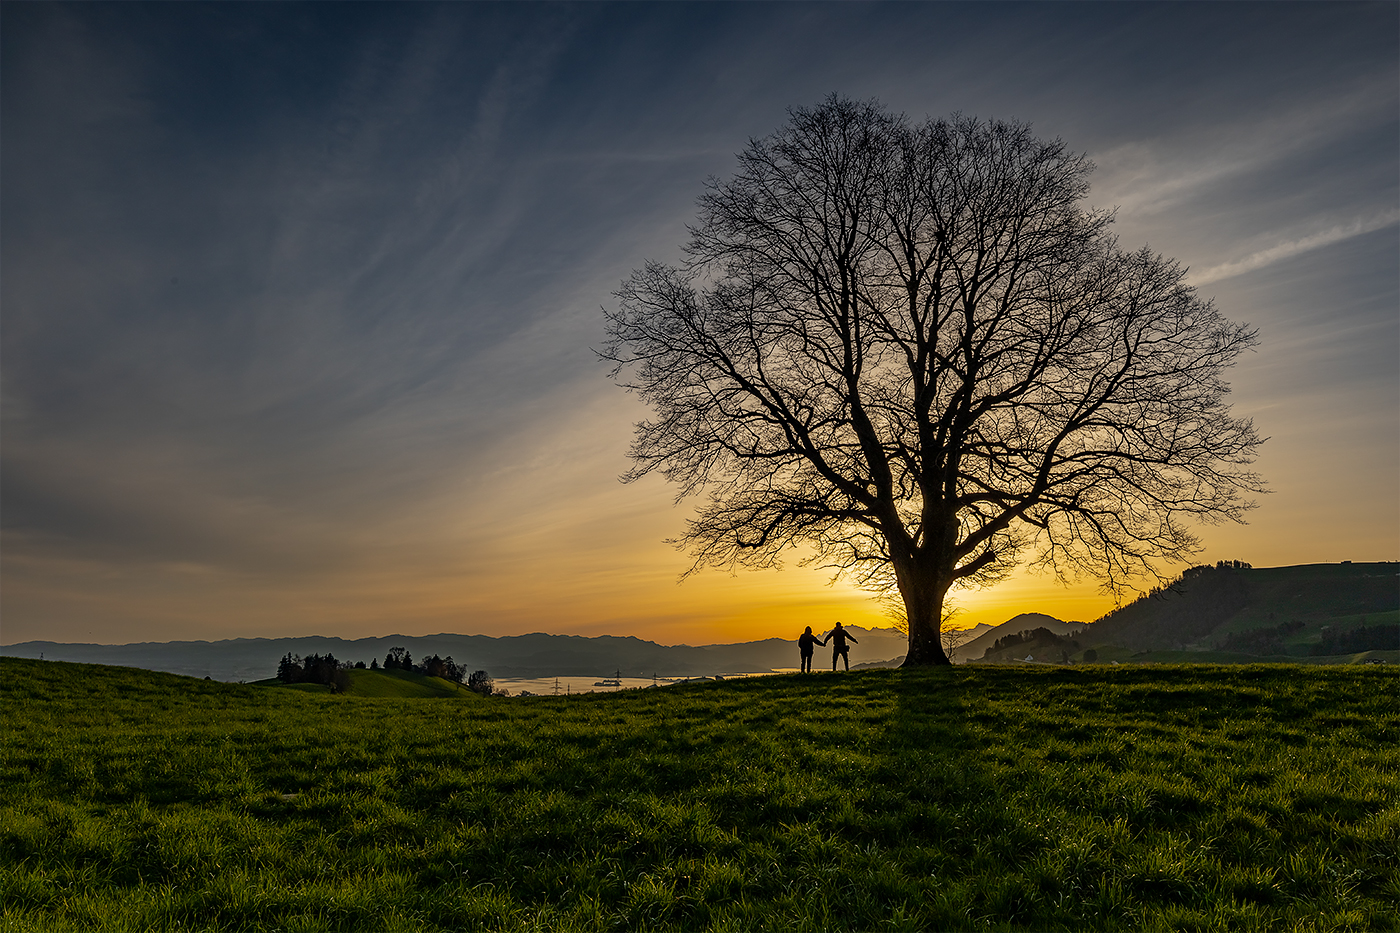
xmin=1191 ymin=210 xmax=1400 ymax=285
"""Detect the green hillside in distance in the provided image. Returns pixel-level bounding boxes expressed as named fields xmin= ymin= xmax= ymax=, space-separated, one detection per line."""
xmin=253 ymin=668 xmax=476 ymax=698
xmin=956 ymin=614 xmax=1085 ymax=664
xmin=1075 ymin=561 xmax=1398 ymax=660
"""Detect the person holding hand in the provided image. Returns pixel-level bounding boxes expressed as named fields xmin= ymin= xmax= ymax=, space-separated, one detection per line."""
xmin=825 ymin=622 xmax=858 ymax=671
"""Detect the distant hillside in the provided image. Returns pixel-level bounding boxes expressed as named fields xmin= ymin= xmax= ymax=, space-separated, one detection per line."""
xmin=2 ymin=625 xmax=910 ymax=683
xmin=957 ymin=614 xmax=1083 ymax=664
xmin=852 ymin=617 xmax=1077 ymax=668
xmin=971 ymin=625 xmax=1085 ymax=665
xmin=1077 ymin=562 xmax=1398 ymax=657
xmin=255 ymin=668 xmax=477 ymax=698
xmin=9 ymin=563 xmax=1391 ymax=679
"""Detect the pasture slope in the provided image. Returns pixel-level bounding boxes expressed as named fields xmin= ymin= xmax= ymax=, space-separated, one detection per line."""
xmin=1075 ymin=562 xmax=1399 ymax=657
xmin=252 ymin=668 xmax=477 ymax=698
xmin=2 ymin=657 xmax=1396 ymax=932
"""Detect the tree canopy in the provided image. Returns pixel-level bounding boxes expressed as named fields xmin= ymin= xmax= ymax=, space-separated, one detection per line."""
xmin=604 ymin=96 xmax=1263 ymax=665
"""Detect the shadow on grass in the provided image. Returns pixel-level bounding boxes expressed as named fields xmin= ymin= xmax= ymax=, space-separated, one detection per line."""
xmin=874 ymin=668 xmax=1086 ymax=930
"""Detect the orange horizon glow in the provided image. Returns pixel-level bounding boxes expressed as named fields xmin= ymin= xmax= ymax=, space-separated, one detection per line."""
xmin=2 ymin=334 xmax=1395 ymax=649
xmin=9 ymin=527 xmax=1394 ymax=648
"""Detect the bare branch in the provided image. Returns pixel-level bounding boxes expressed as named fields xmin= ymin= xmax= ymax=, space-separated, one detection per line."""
xmin=603 ymin=96 xmax=1265 ymax=665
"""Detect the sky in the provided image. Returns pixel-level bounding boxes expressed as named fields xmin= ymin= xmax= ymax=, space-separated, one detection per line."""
xmin=3 ymin=2 xmax=1396 ymax=648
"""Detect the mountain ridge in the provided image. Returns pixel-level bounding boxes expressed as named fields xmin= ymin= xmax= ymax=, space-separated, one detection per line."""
xmin=955 ymin=613 xmax=1084 ymax=664
xmin=2 ymin=626 xmax=913 ymax=683
xmin=7 ymin=563 xmax=1393 ymax=678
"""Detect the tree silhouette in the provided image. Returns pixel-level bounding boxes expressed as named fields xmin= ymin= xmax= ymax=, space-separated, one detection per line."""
xmin=604 ymin=96 xmax=1263 ymax=665
xmin=276 ymin=652 xmax=300 ymax=684
xmin=940 ymin=627 xmax=971 ymax=664
xmin=421 ymin=654 xmax=465 ymax=682
xmin=467 ymin=670 xmax=494 ymax=696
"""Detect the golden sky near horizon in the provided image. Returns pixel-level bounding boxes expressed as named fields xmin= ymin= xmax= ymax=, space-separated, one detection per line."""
xmin=6 ymin=366 xmax=1394 ymax=646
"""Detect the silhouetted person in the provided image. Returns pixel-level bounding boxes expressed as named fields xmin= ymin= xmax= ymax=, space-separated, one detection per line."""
xmin=797 ymin=626 xmax=824 ymax=673
xmin=826 ymin=622 xmax=858 ymax=671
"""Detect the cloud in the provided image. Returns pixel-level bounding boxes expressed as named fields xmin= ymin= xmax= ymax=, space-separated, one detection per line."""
xmin=1191 ymin=211 xmax=1400 ymax=285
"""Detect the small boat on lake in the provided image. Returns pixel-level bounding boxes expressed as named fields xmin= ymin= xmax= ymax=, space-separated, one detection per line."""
xmin=593 ymin=669 xmax=623 ymax=687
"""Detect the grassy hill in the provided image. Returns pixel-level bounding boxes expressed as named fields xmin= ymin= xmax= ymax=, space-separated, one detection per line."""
xmin=1069 ymin=562 xmax=1398 ymax=660
xmin=2 ymin=656 xmax=1396 ymax=931
xmin=256 ymin=668 xmax=477 ymax=698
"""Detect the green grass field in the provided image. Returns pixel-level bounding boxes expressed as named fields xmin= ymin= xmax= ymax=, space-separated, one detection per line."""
xmin=251 ymin=668 xmax=477 ymax=698
xmin=2 ymin=658 xmax=1396 ymax=931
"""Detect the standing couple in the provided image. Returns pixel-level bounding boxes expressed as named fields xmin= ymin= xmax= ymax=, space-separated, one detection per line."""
xmin=797 ymin=622 xmax=859 ymax=672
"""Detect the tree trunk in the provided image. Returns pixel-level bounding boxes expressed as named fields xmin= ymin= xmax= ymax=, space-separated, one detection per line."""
xmin=898 ymin=563 xmax=952 ymax=667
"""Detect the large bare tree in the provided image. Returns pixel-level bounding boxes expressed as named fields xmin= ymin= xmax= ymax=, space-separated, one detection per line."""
xmin=604 ymin=97 xmax=1263 ymax=665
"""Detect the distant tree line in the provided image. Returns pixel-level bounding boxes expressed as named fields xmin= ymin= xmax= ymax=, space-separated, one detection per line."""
xmin=1129 ymin=560 xmax=1253 ymax=605
xmin=982 ymin=627 xmax=1080 ymax=662
xmin=277 ymin=653 xmax=351 ymax=688
xmin=1311 ymin=623 xmax=1399 ymax=656
xmin=1206 ymin=619 xmax=1396 ymax=657
xmin=381 ymin=647 xmax=489 ymax=688
xmin=1089 ymin=561 xmax=1244 ymax=621
xmin=1218 ymin=620 xmax=1305 ymax=655
xmin=276 ymin=648 xmax=499 ymax=695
